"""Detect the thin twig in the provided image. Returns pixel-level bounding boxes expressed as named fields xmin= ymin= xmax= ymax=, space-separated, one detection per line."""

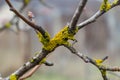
xmin=64 ymin=45 xmax=120 ymax=80
xmin=5 ymin=0 xmax=46 ymax=36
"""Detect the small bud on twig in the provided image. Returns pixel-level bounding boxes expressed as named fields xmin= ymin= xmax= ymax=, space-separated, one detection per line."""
xmin=28 ymin=11 xmax=35 ymax=22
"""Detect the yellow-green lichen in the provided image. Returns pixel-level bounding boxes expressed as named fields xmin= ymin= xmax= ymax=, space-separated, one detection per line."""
xmin=112 ymin=0 xmax=119 ymax=5
xmin=9 ymin=74 xmax=18 ymax=80
xmin=100 ymin=0 xmax=111 ymax=11
xmin=39 ymin=58 xmax=46 ymax=64
xmin=29 ymin=58 xmax=35 ymax=63
xmin=94 ymin=59 xmax=103 ymax=66
xmin=5 ymin=22 xmax=11 ymax=28
xmin=41 ymin=25 xmax=78 ymax=51
xmin=37 ymin=30 xmax=51 ymax=45
xmin=101 ymin=69 xmax=106 ymax=76
xmin=24 ymin=0 xmax=30 ymax=5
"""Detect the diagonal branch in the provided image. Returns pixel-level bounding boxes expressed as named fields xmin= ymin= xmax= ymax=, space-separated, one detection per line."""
xmin=69 ymin=0 xmax=87 ymax=30
xmin=4 ymin=49 xmax=51 ymax=80
xmin=77 ymin=0 xmax=120 ymax=30
xmin=5 ymin=0 xmax=46 ymax=36
xmin=19 ymin=65 xmax=41 ymax=80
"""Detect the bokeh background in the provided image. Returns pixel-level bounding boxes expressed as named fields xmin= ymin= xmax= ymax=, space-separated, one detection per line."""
xmin=0 ymin=0 xmax=120 ymax=80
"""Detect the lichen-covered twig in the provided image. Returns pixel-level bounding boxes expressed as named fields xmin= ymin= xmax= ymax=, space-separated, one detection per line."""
xmin=77 ymin=0 xmax=120 ymax=30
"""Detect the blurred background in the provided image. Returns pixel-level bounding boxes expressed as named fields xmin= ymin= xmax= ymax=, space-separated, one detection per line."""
xmin=0 ymin=0 xmax=120 ymax=80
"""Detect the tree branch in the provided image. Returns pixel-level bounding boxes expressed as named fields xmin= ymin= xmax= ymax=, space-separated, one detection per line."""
xmin=19 ymin=65 xmax=41 ymax=80
xmin=4 ymin=49 xmax=51 ymax=80
xmin=3 ymin=0 xmax=120 ymax=80
xmin=69 ymin=0 xmax=87 ymax=30
xmin=5 ymin=0 xmax=46 ymax=36
xmin=64 ymin=45 xmax=120 ymax=80
xmin=77 ymin=0 xmax=120 ymax=30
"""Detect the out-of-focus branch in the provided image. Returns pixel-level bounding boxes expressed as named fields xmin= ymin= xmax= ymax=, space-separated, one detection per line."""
xmin=5 ymin=0 xmax=46 ymax=37
xmin=77 ymin=0 xmax=120 ymax=30
xmin=69 ymin=0 xmax=87 ymax=30
xmin=0 ymin=0 xmax=29 ymax=32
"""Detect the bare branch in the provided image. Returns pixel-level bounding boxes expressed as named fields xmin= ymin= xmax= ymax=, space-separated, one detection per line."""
xmin=63 ymin=45 xmax=90 ymax=63
xmin=5 ymin=0 xmax=46 ymax=36
xmin=69 ymin=0 xmax=87 ymax=30
xmin=77 ymin=10 xmax=104 ymax=29
xmin=77 ymin=0 xmax=120 ymax=30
